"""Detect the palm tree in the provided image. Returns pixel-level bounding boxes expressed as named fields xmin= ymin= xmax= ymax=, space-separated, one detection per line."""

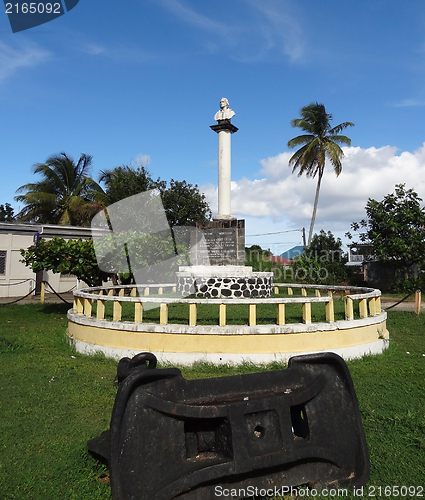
xmin=15 ymin=152 xmax=105 ymax=226
xmin=287 ymin=103 xmax=354 ymax=247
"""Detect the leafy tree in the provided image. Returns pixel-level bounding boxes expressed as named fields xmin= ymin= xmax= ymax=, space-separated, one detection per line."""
xmin=287 ymin=103 xmax=354 ymax=247
xmin=94 ymin=228 xmax=190 ymax=284
xmin=161 ymin=179 xmax=211 ymax=227
xmin=245 ymin=245 xmax=273 ymax=272
xmin=20 ymin=237 xmax=111 ymax=287
xmin=99 ymin=167 xmax=211 ymax=227
xmin=15 ymin=152 xmax=104 ymax=226
xmin=0 ymin=203 xmax=15 ymax=222
xmin=308 ymin=230 xmax=346 ymax=264
xmin=98 ymin=165 xmax=164 ymax=205
xmin=290 ymin=253 xmax=326 ymax=284
xmin=346 ymin=184 xmax=425 ymax=280
xmin=291 ymin=230 xmax=348 ymax=284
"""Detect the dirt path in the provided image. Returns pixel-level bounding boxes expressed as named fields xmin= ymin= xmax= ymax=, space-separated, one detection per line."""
xmin=0 ymin=292 xmax=74 ymax=306
xmin=380 ymin=297 xmax=419 ymax=312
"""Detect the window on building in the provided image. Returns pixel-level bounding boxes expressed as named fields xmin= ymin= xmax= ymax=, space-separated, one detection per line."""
xmin=0 ymin=251 xmax=6 ymax=275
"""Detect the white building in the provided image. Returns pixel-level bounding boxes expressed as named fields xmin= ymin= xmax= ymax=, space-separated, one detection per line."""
xmin=0 ymin=223 xmax=96 ymax=298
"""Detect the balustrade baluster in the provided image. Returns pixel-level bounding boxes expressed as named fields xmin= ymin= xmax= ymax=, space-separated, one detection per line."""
xmin=249 ymin=304 xmax=256 ymax=326
xmin=113 ymin=300 xmax=122 ymax=321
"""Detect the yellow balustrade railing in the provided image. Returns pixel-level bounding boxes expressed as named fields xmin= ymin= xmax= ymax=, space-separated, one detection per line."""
xmin=72 ymin=283 xmax=382 ymax=328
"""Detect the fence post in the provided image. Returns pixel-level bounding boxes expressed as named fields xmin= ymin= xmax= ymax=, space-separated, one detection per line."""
xmin=160 ymin=303 xmax=168 ymax=325
xmin=135 ymin=302 xmax=143 ymax=323
xmin=97 ymin=299 xmax=105 ymax=320
xmin=345 ymin=297 xmax=354 ymax=321
xmin=368 ymin=297 xmax=376 ymax=316
xmin=249 ymin=304 xmax=256 ymax=326
xmin=359 ymin=298 xmax=368 ymax=319
xmin=113 ymin=300 xmax=122 ymax=321
xmin=40 ymin=281 xmax=45 ymax=304
xmin=76 ymin=296 xmax=84 ymax=315
xmin=189 ymin=303 xmax=197 ymax=326
xmin=415 ymin=290 xmax=421 ymax=315
xmin=219 ymin=304 xmax=226 ymax=326
xmin=326 ymin=299 xmax=334 ymax=322
xmin=277 ymin=303 xmax=285 ymax=325
xmin=84 ymin=298 xmax=92 ymax=317
xmin=303 ymin=302 xmax=311 ymax=324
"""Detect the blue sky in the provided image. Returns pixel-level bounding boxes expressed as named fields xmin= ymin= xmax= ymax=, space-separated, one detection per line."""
xmin=1 ymin=0 xmax=425 ymax=254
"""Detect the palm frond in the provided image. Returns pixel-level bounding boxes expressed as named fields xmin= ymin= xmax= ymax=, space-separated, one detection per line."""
xmin=327 ymin=134 xmax=352 ymax=146
xmin=287 ymin=134 xmax=315 ymax=149
xmin=329 ymin=122 xmax=354 ymax=135
xmin=290 ymin=119 xmax=315 ymax=133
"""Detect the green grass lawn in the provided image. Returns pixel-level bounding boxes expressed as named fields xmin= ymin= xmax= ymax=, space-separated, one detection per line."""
xmin=0 ymin=303 xmax=424 ymax=499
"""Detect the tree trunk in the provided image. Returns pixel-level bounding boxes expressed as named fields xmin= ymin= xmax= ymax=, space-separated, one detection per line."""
xmin=307 ymin=168 xmax=324 ymax=247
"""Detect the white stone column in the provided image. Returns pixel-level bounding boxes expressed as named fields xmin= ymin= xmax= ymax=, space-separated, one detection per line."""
xmin=210 ymin=113 xmax=238 ymax=221
xmin=217 ymin=129 xmax=232 ymax=218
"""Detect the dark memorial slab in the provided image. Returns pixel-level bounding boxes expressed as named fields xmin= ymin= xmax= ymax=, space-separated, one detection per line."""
xmin=193 ymin=219 xmax=245 ymax=266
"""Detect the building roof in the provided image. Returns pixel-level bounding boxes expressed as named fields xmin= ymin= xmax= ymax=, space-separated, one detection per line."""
xmin=0 ymin=222 xmax=106 ymax=239
xmin=280 ymin=245 xmax=304 ymax=260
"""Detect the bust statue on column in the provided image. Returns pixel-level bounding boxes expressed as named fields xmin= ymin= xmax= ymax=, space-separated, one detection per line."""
xmin=214 ymin=97 xmax=235 ymax=122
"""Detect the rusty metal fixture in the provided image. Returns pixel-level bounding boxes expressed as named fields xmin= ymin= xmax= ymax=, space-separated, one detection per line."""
xmin=88 ymin=352 xmax=369 ymax=499
xmin=113 ymin=351 xmax=157 ymax=385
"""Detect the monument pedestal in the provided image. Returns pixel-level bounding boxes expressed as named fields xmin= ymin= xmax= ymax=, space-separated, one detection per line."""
xmin=193 ymin=219 xmax=245 ymax=266
xmin=175 ymin=98 xmax=273 ymax=298
xmin=176 ymin=265 xmax=273 ymax=299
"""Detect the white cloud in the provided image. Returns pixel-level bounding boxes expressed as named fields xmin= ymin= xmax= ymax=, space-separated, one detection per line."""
xmin=158 ymin=0 xmax=230 ymax=38
xmin=134 ymin=154 xmax=151 ymax=166
xmin=245 ymin=0 xmax=305 ymax=62
xmin=156 ymin=0 xmax=305 ymax=63
xmin=392 ymin=98 xmax=425 ymax=107
xmin=0 ymin=40 xmax=50 ymax=82
xmin=81 ymin=43 xmax=106 ymax=55
xmin=202 ymin=144 xmax=425 ymax=238
xmin=77 ymin=40 xmax=155 ymax=63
